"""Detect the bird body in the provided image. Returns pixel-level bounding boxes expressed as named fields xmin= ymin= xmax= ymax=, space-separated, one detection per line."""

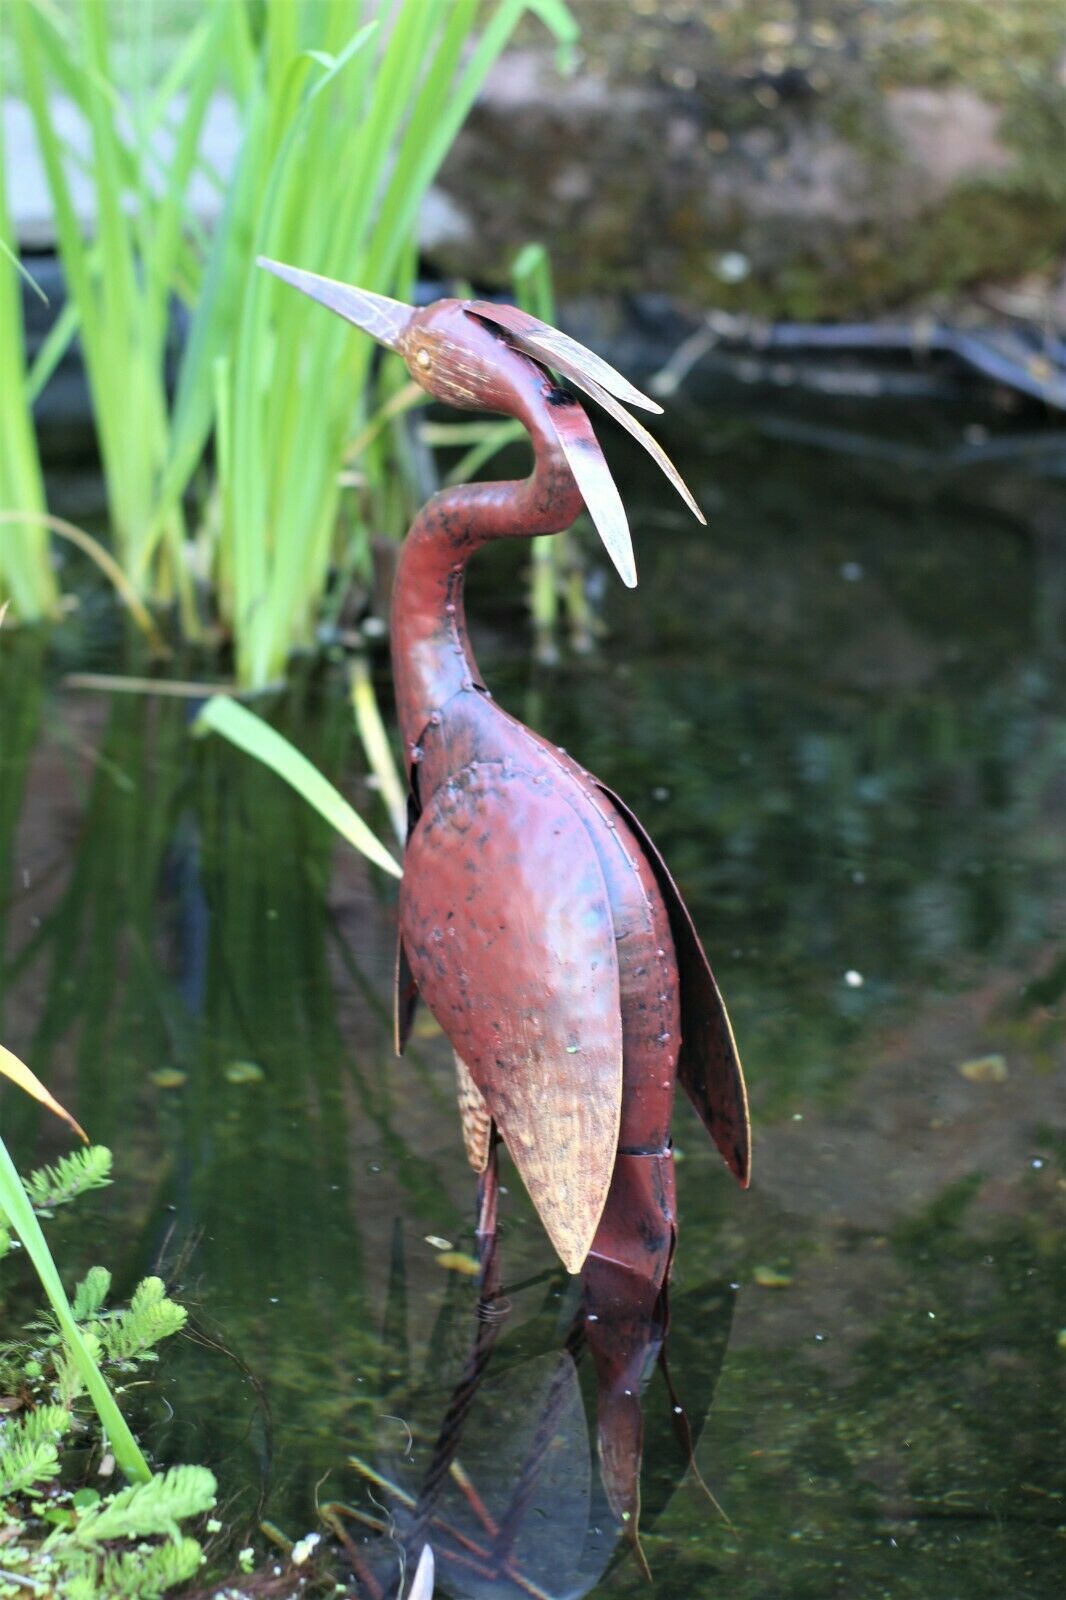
xmin=259 ymin=262 xmax=750 ymax=1290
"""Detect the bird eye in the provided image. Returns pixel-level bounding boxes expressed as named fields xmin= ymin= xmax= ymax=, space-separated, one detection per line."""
xmin=415 ymin=349 xmax=432 ymax=371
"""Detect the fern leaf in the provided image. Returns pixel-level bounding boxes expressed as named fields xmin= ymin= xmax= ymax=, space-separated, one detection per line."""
xmin=4 ymin=1403 xmax=71 ymax=1448
xmin=52 ymin=1569 xmax=98 ymax=1600
xmin=0 ymin=1435 xmax=60 ymax=1496
xmin=102 ymin=1279 xmax=186 ymax=1364
xmin=21 ymin=1146 xmax=113 ymax=1212
xmin=65 ymin=1465 xmax=217 ymax=1546
xmin=101 ymin=1536 xmax=205 ymax=1596
xmin=55 ymin=1327 xmax=103 ymax=1404
xmin=73 ymin=1265 xmax=112 ymax=1320
xmin=130 ymin=1276 xmax=166 ymax=1316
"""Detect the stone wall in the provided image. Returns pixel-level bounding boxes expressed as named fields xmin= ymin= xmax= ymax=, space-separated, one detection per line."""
xmin=426 ymin=0 xmax=1066 ymax=318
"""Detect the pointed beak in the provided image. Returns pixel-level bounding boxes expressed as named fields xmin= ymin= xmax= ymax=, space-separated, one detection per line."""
xmin=257 ymin=258 xmax=413 ymax=351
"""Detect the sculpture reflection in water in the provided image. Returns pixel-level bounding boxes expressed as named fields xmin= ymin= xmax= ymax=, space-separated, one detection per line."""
xmin=328 ymin=1232 xmax=735 ymax=1599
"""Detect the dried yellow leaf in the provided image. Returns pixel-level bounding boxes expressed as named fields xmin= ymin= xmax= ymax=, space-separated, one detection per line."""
xmin=434 ymin=1251 xmax=481 ymax=1277
xmin=958 ymin=1054 xmax=1008 ymax=1084
xmin=0 ymin=1043 xmax=87 ymax=1142
xmin=753 ymin=1264 xmax=793 ymax=1289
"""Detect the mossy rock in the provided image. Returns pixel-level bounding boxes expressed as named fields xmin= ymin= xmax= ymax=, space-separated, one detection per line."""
xmin=429 ymin=0 xmax=1066 ymax=315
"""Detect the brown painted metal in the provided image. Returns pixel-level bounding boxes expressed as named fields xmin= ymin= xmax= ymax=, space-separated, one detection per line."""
xmin=402 ymin=760 xmax=624 ymax=1271
xmin=259 ymin=258 xmax=751 ymax=1291
xmin=595 ymin=781 xmax=751 ymax=1186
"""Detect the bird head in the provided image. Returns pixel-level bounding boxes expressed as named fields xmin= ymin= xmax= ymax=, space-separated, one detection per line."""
xmin=258 ymin=257 xmax=704 ymax=588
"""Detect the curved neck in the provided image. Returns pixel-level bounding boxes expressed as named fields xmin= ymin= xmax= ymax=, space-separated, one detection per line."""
xmin=390 ymin=403 xmax=584 ymax=760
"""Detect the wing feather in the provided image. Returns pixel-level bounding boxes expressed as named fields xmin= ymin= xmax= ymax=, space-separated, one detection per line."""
xmin=401 ymin=761 xmax=623 ymax=1271
xmin=543 ymin=400 xmax=637 ymax=589
xmin=563 ymin=371 xmax=705 ymax=524
xmin=454 ymin=1051 xmax=493 ymax=1173
xmin=594 ymin=783 xmax=750 ymax=1187
xmin=466 ymin=301 xmax=663 ymax=414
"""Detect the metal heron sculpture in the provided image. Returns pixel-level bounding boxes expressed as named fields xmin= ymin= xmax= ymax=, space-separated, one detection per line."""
xmin=260 ymin=259 xmax=751 ymax=1297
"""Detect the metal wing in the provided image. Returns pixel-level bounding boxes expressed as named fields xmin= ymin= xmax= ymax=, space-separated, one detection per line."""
xmin=466 ymin=302 xmax=704 ymax=525
xmin=543 ymin=397 xmax=637 ymax=588
xmin=394 ymin=933 xmax=420 ymax=1054
xmin=563 ymin=369 xmax=705 ymax=524
xmin=594 ymin=783 xmax=751 ymax=1187
xmin=400 ymin=762 xmax=624 ymax=1272
xmin=395 ymin=793 xmax=422 ymax=1054
xmin=466 ymin=300 xmax=662 ymax=414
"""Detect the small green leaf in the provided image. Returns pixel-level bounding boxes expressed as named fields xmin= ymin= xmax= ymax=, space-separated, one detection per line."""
xmin=72 ymin=1266 xmax=111 ymax=1321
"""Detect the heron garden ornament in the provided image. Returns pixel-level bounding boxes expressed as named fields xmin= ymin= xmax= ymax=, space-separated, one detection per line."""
xmin=259 ymin=259 xmax=751 ymax=1303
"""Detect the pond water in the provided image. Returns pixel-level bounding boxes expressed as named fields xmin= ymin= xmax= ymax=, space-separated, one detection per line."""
xmin=1 ymin=390 xmax=1063 ymax=1598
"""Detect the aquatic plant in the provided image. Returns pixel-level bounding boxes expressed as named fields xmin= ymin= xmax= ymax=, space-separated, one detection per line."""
xmin=0 ymin=71 xmax=57 ymax=622
xmin=10 ymin=0 xmax=211 ymax=627
xmin=0 ymin=1049 xmax=150 ymax=1481
xmin=9 ymin=0 xmax=578 ymax=686
xmin=0 ymin=1128 xmax=218 ymax=1596
xmin=193 ymin=695 xmax=402 ymax=878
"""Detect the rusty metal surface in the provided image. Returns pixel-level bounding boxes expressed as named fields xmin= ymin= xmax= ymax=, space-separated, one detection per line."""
xmin=587 ymin=1150 xmax=677 ymax=1290
xmin=400 ymin=760 xmax=624 ymax=1273
xmin=581 ymin=1242 xmax=669 ymax=1540
xmin=259 ymin=256 xmax=750 ymax=1287
xmin=453 ymin=1050 xmax=493 ymax=1174
xmin=595 ymin=782 xmax=752 ymax=1188
xmin=465 ymin=298 xmax=664 ymax=414
xmin=386 ymin=348 xmax=750 ymax=1275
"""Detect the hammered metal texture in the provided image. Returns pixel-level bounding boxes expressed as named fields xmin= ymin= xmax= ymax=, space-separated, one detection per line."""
xmin=400 ymin=760 xmax=623 ymax=1272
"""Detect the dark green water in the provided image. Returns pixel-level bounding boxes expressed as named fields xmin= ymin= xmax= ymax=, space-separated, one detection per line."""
xmin=1 ymin=396 xmax=1063 ymax=1598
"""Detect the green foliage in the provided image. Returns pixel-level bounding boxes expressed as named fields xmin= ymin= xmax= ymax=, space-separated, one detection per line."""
xmin=8 ymin=0 xmax=577 ymax=685
xmin=86 ymin=1535 xmax=205 ymax=1598
xmin=4 ymin=1472 xmax=215 ymax=1597
xmin=0 ymin=45 xmax=57 ymax=622
xmin=72 ymin=1265 xmax=112 ymax=1321
xmin=0 ymin=1146 xmax=220 ymax=1597
xmin=215 ymin=0 xmax=575 ymax=687
xmin=52 ymin=1270 xmax=187 ymax=1400
xmin=0 ymin=1130 xmax=151 ymax=1483
xmin=56 ymin=1535 xmax=206 ymax=1600
xmin=0 ymin=1406 xmax=69 ymax=1497
xmin=193 ymin=695 xmax=403 ymax=877
xmin=21 ymin=1145 xmax=113 ymax=1215
xmin=10 ymin=0 xmax=208 ymax=624
xmin=59 ymin=1464 xmax=216 ymax=1546
xmin=97 ymin=1277 xmax=188 ymax=1367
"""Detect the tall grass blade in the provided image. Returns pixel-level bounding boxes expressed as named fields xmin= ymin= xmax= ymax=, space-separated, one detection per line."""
xmin=349 ymin=658 xmax=407 ymax=845
xmin=0 ymin=513 xmax=169 ymax=656
xmin=8 ymin=0 xmax=579 ymax=693
xmin=219 ymin=0 xmax=577 ymax=688
xmin=0 ymin=52 xmax=58 ymax=622
xmin=193 ymin=696 xmax=402 ymax=878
